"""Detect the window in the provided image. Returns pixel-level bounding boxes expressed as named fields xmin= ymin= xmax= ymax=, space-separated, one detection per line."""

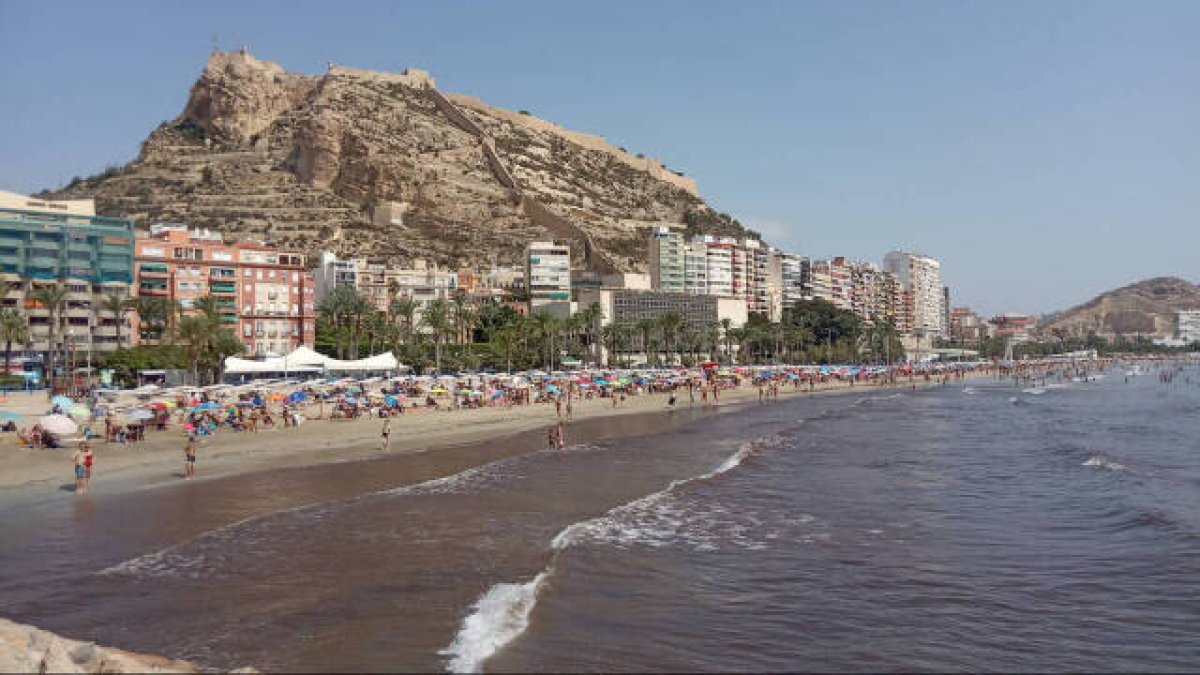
xmin=257 ymin=270 xmax=263 ymax=280
xmin=243 ymin=269 xmax=251 ymax=278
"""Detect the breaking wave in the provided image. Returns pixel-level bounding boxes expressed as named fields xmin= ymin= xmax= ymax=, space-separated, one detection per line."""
xmin=441 ymin=432 xmax=788 ymax=672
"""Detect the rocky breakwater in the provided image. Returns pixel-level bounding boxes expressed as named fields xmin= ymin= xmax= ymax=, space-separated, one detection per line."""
xmin=0 ymin=617 xmax=256 ymax=673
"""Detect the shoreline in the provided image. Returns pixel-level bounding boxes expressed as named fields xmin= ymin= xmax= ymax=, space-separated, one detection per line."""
xmin=0 ymin=372 xmax=989 ymax=503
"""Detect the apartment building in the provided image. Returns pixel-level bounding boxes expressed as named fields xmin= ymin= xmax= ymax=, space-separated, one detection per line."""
xmin=883 ymin=251 xmax=945 ymax=337
xmin=526 ymin=241 xmax=571 ymax=312
xmin=135 ymin=224 xmax=315 ymax=355
xmin=0 ymin=192 xmax=135 ymax=364
xmin=648 ymin=226 xmax=686 ymax=293
xmin=313 ymin=251 xmax=458 ymax=315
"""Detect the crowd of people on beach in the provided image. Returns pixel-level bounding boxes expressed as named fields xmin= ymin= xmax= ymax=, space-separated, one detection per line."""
xmin=4 ymin=354 xmax=1193 ymax=496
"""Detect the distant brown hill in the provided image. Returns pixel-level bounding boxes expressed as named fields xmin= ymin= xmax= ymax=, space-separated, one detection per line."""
xmin=1040 ymin=277 xmax=1200 ymax=339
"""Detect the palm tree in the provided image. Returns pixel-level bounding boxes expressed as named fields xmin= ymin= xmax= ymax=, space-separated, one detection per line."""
xmin=576 ymin=301 xmax=603 ymax=364
xmin=98 ymin=292 xmax=131 ymax=348
xmin=389 ymin=297 xmax=418 ymax=345
xmin=29 ymin=282 xmax=67 ymax=384
xmin=658 ymin=312 xmax=685 ymax=366
xmin=175 ymin=314 xmax=215 ymax=385
xmin=493 ymin=326 xmax=517 ymax=373
xmin=130 ymin=296 xmax=176 ymax=344
xmin=531 ymin=311 xmax=561 ymax=371
xmin=421 ymin=298 xmax=453 ymax=374
xmin=719 ymin=318 xmax=734 ymax=365
xmin=600 ymin=323 xmax=619 ymax=368
xmin=0 ymin=308 xmax=28 ymax=376
xmin=633 ymin=318 xmax=657 ymax=366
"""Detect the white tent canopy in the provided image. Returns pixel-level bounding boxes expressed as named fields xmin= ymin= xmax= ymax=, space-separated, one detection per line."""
xmin=224 ymin=346 xmax=404 ymax=376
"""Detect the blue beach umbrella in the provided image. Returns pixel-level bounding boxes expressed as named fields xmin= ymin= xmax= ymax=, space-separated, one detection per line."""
xmin=289 ymin=391 xmax=308 ymax=402
xmin=52 ymin=395 xmax=75 ymax=410
xmin=0 ymin=411 xmax=22 ymax=421
xmin=384 ymin=395 xmax=398 ymax=406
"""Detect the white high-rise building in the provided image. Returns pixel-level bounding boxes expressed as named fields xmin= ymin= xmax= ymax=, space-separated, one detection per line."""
xmin=683 ymin=240 xmax=709 ymax=295
xmin=1177 ymin=310 xmax=1200 ymax=343
xmin=648 ymin=227 xmax=686 ymax=293
xmin=699 ymin=236 xmax=735 ymax=297
xmin=526 ymin=241 xmax=572 ymax=311
xmin=883 ymin=251 xmax=945 ymax=337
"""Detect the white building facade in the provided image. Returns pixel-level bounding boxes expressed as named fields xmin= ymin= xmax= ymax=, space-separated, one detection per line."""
xmin=883 ymin=251 xmax=945 ymax=337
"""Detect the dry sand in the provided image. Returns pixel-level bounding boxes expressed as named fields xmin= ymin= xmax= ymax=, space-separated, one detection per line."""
xmin=0 ymin=374 xmax=985 ymax=500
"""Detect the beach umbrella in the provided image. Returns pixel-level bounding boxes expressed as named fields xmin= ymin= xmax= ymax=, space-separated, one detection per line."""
xmin=51 ymin=395 xmax=75 ymax=410
xmin=150 ymin=402 xmax=169 ymax=410
xmin=65 ymin=405 xmax=93 ymax=421
xmin=128 ymin=409 xmax=155 ymax=421
xmin=37 ymin=414 xmax=78 ymax=436
xmin=0 ymin=410 xmax=22 ymax=421
xmin=384 ymin=395 xmax=398 ymax=406
xmin=195 ymin=401 xmax=221 ymax=411
xmin=343 ymin=395 xmax=357 ymax=405
xmin=289 ymin=391 xmax=308 ymax=402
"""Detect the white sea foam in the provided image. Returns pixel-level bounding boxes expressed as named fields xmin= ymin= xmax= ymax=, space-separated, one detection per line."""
xmin=1083 ymin=455 xmax=1126 ymax=472
xmin=1022 ymin=387 xmax=1047 ymax=395
xmin=443 ymin=433 xmax=786 ymax=672
xmin=440 ymin=570 xmax=552 ymax=673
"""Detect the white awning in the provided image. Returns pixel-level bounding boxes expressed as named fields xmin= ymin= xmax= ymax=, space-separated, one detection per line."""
xmin=223 ymin=347 xmax=405 ymax=376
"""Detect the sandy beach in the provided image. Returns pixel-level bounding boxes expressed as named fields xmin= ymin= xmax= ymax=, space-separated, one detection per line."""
xmin=0 ymin=373 xmax=987 ymax=501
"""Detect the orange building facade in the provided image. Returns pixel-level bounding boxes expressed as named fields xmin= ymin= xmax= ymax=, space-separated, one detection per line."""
xmin=134 ymin=225 xmax=315 ymax=355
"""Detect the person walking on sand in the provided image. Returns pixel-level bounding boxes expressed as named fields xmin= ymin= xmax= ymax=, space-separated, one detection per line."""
xmin=565 ymin=395 xmax=573 ymax=421
xmin=380 ymin=418 xmax=392 ymax=452
xmin=184 ymin=435 xmax=197 ymax=479
xmin=556 ymin=421 xmax=566 ymax=450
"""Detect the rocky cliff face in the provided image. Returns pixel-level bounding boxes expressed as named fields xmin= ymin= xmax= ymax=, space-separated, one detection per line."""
xmin=1040 ymin=277 xmax=1200 ymax=339
xmin=42 ymin=50 xmax=750 ymax=271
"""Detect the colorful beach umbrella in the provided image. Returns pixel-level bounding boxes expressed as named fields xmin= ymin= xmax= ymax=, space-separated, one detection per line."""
xmin=37 ymin=414 xmax=78 ymax=436
xmin=65 ymin=405 xmax=92 ymax=421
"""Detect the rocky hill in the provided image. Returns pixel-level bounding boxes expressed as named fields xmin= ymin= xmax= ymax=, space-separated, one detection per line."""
xmin=40 ymin=50 xmax=753 ymax=272
xmin=1039 ymin=277 xmax=1200 ymax=339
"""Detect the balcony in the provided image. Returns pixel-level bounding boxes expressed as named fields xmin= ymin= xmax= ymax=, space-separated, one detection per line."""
xmin=138 ymin=286 xmax=169 ymax=297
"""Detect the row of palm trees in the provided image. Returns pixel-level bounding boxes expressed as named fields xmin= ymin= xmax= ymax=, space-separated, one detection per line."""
xmin=0 ymin=277 xmax=243 ymax=386
xmin=315 ymin=285 xmax=906 ymax=373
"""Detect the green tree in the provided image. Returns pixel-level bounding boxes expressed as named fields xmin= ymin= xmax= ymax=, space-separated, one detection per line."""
xmin=658 ymin=312 xmax=685 ymax=365
xmin=421 ymin=298 xmax=453 ymax=374
xmin=0 ymin=308 xmax=29 ymax=376
xmin=99 ymin=292 xmax=132 ymax=348
xmin=29 ymin=282 xmax=67 ymax=383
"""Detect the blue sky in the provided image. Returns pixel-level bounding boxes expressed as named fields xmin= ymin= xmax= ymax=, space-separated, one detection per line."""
xmin=1 ymin=0 xmax=1197 ymax=315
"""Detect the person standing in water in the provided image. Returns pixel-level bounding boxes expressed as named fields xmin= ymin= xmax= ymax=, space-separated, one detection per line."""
xmin=72 ymin=442 xmax=89 ymax=494
xmin=184 ymin=435 xmax=197 ymax=479
xmin=81 ymin=442 xmax=94 ymax=493
xmin=380 ymin=418 xmax=392 ymax=452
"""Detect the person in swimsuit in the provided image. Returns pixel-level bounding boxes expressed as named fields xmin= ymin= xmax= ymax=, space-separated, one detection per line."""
xmin=184 ymin=435 xmax=197 ymax=479
xmin=72 ymin=442 xmax=87 ymax=494
xmin=380 ymin=418 xmax=392 ymax=452
xmin=81 ymin=442 xmax=94 ymax=493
